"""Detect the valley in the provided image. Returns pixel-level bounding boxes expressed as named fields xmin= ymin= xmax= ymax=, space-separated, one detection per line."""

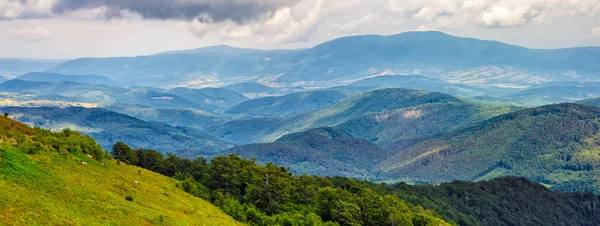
xmin=3 ymin=30 xmax=600 ymax=225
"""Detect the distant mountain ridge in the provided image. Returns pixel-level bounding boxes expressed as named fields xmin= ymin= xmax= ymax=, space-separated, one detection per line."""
xmin=45 ymin=31 xmax=600 ymax=89
xmin=225 ymin=89 xmax=357 ymax=117
xmin=16 ymin=72 xmax=116 ymax=86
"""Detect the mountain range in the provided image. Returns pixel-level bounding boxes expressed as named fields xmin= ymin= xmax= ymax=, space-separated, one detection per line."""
xmin=44 ymin=31 xmax=600 ymax=91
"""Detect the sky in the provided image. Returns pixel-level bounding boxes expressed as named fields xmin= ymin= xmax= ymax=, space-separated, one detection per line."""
xmin=1 ymin=0 xmax=599 ymax=59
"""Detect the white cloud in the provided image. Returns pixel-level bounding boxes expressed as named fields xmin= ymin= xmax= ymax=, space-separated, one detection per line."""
xmin=592 ymin=26 xmax=600 ymax=37
xmin=4 ymin=26 xmax=52 ymax=42
xmin=1 ymin=0 xmax=600 ymax=59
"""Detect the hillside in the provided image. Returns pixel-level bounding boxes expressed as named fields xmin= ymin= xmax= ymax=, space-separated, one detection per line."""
xmin=576 ymin=96 xmax=600 ymax=107
xmin=225 ymin=89 xmax=357 ymax=117
xmin=0 ymin=80 xmax=235 ymax=111
xmin=0 ymin=58 xmax=61 ymax=77
xmin=213 ymin=127 xmax=394 ymax=179
xmin=105 ymin=104 xmax=228 ymax=130
xmin=500 ymin=82 xmax=600 ymax=106
xmin=223 ymin=82 xmax=276 ymax=94
xmin=16 ymin=72 xmax=117 ymax=86
xmin=0 ymin=116 xmax=239 ymax=225
xmin=347 ymin=74 xmax=503 ymax=98
xmin=208 ymin=88 xmax=519 ymax=145
xmin=377 ymin=103 xmax=600 ymax=193
xmin=0 ymin=107 xmax=233 ymax=155
xmin=384 ymin=177 xmax=600 ymax=226
xmin=169 ymin=87 xmax=248 ymax=110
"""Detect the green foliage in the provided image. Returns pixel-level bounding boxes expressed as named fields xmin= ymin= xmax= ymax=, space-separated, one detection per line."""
xmin=125 ymin=195 xmax=133 ymax=202
xmin=378 ymin=103 xmax=600 ymax=193
xmin=111 ymin=142 xmax=137 ymax=165
xmin=128 ymin=147 xmax=450 ymax=226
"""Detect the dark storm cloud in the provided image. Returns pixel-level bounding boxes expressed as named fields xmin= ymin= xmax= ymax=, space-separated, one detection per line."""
xmin=51 ymin=0 xmax=299 ymax=23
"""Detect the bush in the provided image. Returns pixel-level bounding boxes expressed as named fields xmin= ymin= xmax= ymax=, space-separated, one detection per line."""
xmin=125 ymin=196 xmax=134 ymax=202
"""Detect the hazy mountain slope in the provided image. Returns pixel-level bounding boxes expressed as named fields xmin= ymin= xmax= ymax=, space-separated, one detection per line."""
xmin=207 ymin=88 xmax=518 ymax=145
xmin=206 ymin=117 xmax=290 ymax=144
xmin=377 ymin=103 xmax=600 ymax=193
xmin=0 ymin=80 xmax=231 ymax=111
xmin=223 ymin=82 xmax=276 ymax=94
xmin=244 ymin=88 xmax=518 ymax=145
xmin=105 ymin=104 xmax=228 ymax=130
xmin=212 ymin=127 xmax=393 ymax=179
xmin=578 ymin=96 xmax=600 ymax=107
xmin=16 ymin=72 xmax=117 ymax=86
xmin=225 ymin=89 xmax=357 ymax=117
xmin=1 ymin=107 xmax=233 ymax=155
xmin=0 ymin=76 xmax=6 ymax=82
xmin=347 ymin=74 xmax=504 ymax=97
xmin=276 ymin=31 xmax=600 ymax=84
xmin=500 ymin=82 xmax=600 ymax=106
xmin=0 ymin=58 xmax=61 ymax=77
xmin=47 ymin=32 xmax=600 ymax=88
xmin=0 ymin=117 xmax=239 ymax=225
xmin=169 ymin=87 xmax=248 ymax=109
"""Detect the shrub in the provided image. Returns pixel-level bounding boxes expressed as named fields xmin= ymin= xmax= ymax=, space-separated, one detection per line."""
xmin=125 ymin=196 xmax=134 ymax=202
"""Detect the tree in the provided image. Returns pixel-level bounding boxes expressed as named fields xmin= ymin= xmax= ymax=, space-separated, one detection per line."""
xmin=3 ymin=112 xmax=8 ymax=117
xmin=331 ymin=201 xmax=362 ymax=226
xmin=112 ymin=142 xmax=137 ymax=165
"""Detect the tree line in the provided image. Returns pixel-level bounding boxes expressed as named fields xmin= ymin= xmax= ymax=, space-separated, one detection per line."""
xmin=112 ymin=141 xmax=449 ymax=226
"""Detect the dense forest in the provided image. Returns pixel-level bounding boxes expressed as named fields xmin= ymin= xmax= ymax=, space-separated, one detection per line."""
xmin=114 ymin=140 xmax=600 ymax=226
xmin=113 ymin=141 xmax=448 ymax=226
xmin=378 ymin=103 xmax=600 ymax=193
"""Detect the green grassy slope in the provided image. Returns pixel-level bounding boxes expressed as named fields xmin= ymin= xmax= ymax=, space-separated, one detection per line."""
xmin=0 ymin=116 xmax=239 ymax=225
xmin=377 ymin=103 xmax=600 ymax=192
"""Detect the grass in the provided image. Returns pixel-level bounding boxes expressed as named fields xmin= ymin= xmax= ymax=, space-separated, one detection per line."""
xmin=0 ymin=145 xmax=240 ymax=225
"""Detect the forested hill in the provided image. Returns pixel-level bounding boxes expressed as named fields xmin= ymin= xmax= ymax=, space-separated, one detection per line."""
xmin=214 ymin=127 xmax=394 ymax=179
xmin=377 ymin=103 xmax=600 ymax=193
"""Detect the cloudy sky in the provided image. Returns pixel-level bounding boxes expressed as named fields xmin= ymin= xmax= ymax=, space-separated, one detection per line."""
xmin=1 ymin=0 xmax=599 ymax=59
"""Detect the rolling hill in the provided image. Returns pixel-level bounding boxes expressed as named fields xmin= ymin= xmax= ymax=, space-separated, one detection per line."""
xmin=0 ymin=115 xmax=239 ymax=225
xmin=225 ymin=89 xmax=357 ymax=117
xmin=212 ymin=127 xmax=393 ymax=179
xmin=208 ymin=88 xmax=519 ymax=146
xmin=0 ymin=107 xmax=233 ymax=155
xmin=376 ymin=103 xmax=600 ymax=193
xmin=169 ymin=87 xmax=248 ymax=110
xmin=105 ymin=104 xmax=228 ymax=130
xmin=223 ymin=82 xmax=277 ymax=94
xmin=16 ymin=72 xmax=117 ymax=86
xmin=0 ymin=80 xmax=240 ymax=111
